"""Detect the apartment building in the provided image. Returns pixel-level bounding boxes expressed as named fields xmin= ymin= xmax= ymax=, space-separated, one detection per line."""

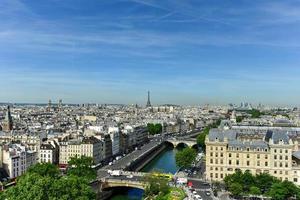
xmin=59 ymin=136 xmax=103 ymax=167
xmin=205 ymin=128 xmax=300 ymax=185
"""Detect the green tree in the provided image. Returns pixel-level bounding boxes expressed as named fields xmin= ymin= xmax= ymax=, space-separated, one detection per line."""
xmin=0 ymin=160 xmax=96 ymax=200
xmin=256 ymin=173 xmax=277 ymax=193
xmin=249 ymin=186 xmax=261 ymax=196
xmin=67 ymin=155 xmax=96 ymax=181
xmin=147 ymin=123 xmax=162 ymax=135
xmin=268 ymin=182 xmax=288 ymax=200
xmin=175 ymin=147 xmax=197 ymax=168
xmin=143 ymin=172 xmax=170 ymax=198
xmin=27 ymin=162 xmax=60 ymax=178
xmin=229 ymin=183 xmax=243 ymax=197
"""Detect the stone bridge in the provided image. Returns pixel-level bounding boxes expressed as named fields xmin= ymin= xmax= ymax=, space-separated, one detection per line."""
xmin=101 ymin=178 xmax=146 ymax=190
xmin=165 ymin=138 xmax=198 ymax=148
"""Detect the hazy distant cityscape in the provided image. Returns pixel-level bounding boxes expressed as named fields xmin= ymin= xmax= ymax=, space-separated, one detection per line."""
xmin=2 ymin=0 xmax=300 ymax=200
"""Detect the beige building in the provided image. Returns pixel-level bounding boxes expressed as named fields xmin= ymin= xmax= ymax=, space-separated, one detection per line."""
xmin=205 ymin=128 xmax=300 ymax=185
xmin=59 ymin=136 xmax=103 ymax=167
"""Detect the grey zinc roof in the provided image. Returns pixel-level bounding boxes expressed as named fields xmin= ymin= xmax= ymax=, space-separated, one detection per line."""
xmin=265 ymin=130 xmax=289 ymax=144
xmin=293 ymin=151 xmax=300 ymax=160
xmin=208 ymin=128 xmax=237 ymax=142
xmin=228 ymin=140 xmax=268 ymax=150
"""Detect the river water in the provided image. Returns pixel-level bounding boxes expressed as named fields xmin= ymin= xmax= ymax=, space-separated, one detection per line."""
xmin=109 ymin=146 xmax=180 ymax=200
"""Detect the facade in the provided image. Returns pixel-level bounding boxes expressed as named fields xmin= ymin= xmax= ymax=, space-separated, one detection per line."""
xmin=205 ymin=127 xmax=300 ymax=185
xmin=59 ymin=136 xmax=103 ymax=166
xmin=1 ymin=143 xmax=37 ymax=179
xmin=108 ymin=127 xmax=120 ymax=156
xmin=39 ymin=141 xmax=59 ymax=164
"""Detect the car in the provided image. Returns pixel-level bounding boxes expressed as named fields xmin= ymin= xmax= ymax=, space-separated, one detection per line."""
xmin=126 ymin=175 xmax=133 ymax=179
xmin=192 ymin=191 xmax=197 ymax=195
xmin=194 ymin=194 xmax=202 ymax=199
xmin=193 ymin=171 xmax=197 ymax=175
xmin=108 ymin=162 xmax=113 ymax=166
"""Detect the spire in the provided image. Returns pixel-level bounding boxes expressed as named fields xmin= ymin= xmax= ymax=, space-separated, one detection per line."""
xmin=3 ymin=105 xmax=13 ymax=131
xmin=146 ymin=91 xmax=151 ymax=108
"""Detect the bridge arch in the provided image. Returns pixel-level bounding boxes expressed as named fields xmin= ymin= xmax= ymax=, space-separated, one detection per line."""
xmin=101 ymin=179 xmax=146 ymax=190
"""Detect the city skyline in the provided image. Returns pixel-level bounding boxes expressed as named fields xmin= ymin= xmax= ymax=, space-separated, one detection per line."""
xmin=1 ymin=0 xmax=300 ymax=105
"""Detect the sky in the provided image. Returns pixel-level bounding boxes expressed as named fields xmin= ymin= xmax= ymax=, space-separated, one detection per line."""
xmin=1 ymin=0 xmax=300 ymax=106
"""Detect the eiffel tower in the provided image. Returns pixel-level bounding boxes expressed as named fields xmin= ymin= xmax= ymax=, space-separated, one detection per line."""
xmin=146 ymin=91 xmax=151 ymax=108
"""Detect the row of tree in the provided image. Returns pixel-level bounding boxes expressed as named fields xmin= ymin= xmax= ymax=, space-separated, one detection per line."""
xmin=175 ymin=147 xmax=197 ymax=168
xmin=0 ymin=156 xmax=97 ymax=200
xmin=224 ymin=170 xmax=300 ymax=200
xmin=147 ymin=123 xmax=163 ymax=135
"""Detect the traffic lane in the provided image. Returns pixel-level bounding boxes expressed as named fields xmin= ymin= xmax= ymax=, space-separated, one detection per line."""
xmin=197 ymin=190 xmax=213 ymax=200
xmin=188 ymin=179 xmax=211 ymax=190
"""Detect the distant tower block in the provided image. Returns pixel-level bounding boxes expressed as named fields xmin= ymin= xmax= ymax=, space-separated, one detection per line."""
xmin=146 ymin=91 xmax=152 ymax=108
xmin=47 ymin=99 xmax=52 ymax=112
xmin=58 ymin=99 xmax=62 ymax=111
xmin=2 ymin=105 xmax=13 ymax=132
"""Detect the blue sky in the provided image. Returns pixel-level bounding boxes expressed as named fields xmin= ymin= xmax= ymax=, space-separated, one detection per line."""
xmin=1 ymin=0 xmax=300 ymax=106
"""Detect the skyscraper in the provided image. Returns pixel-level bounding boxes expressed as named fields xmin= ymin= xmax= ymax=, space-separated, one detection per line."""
xmin=146 ymin=91 xmax=151 ymax=108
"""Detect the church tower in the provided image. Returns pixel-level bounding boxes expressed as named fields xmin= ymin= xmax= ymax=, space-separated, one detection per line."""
xmin=2 ymin=105 xmax=13 ymax=132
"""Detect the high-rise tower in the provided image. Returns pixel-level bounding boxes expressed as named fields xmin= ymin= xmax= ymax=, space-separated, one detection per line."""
xmin=2 ymin=105 xmax=13 ymax=132
xmin=58 ymin=99 xmax=62 ymax=112
xmin=47 ymin=99 xmax=52 ymax=112
xmin=146 ymin=91 xmax=151 ymax=108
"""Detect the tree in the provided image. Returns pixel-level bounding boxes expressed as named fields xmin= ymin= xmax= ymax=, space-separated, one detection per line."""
xmin=0 ymin=160 xmax=96 ymax=200
xmin=27 ymin=162 xmax=60 ymax=178
xmin=268 ymin=182 xmax=288 ymax=200
xmin=147 ymin=123 xmax=162 ymax=135
xmin=229 ymin=183 xmax=243 ymax=197
xmin=67 ymin=155 xmax=96 ymax=181
xmin=249 ymin=186 xmax=261 ymax=196
xmin=196 ymin=133 xmax=206 ymax=150
xmin=143 ymin=172 xmax=170 ymax=198
xmin=175 ymin=147 xmax=197 ymax=168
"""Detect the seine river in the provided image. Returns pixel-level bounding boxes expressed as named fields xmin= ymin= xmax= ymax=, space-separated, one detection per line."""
xmin=109 ymin=146 xmax=180 ymax=200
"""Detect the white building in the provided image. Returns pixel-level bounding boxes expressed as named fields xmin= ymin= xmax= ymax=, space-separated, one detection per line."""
xmin=108 ymin=127 xmax=120 ymax=156
xmin=1 ymin=143 xmax=37 ymax=179
xmin=39 ymin=141 xmax=59 ymax=164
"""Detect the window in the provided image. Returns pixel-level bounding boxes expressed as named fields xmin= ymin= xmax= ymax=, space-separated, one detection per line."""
xmin=275 ymin=162 xmax=277 ymax=167
xmin=221 ymin=147 xmax=223 ymax=151
xmin=257 ymin=161 xmax=260 ymax=166
xmin=216 ymin=153 xmax=218 ymax=157
xmin=274 ymin=155 xmax=277 ymax=159
xmin=280 ymin=155 xmax=282 ymax=160
xmin=210 ymin=159 xmax=213 ymax=164
xmin=221 ymin=153 xmax=223 ymax=157
xmin=210 ymin=152 xmax=213 ymax=156
xmin=236 ymin=160 xmax=239 ymax=165
xmin=229 ymin=160 xmax=232 ymax=165
xmin=216 ymin=147 xmax=218 ymax=151
xmin=285 ymin=156 xmax=288 ymax=160
xmin=221 ymin=174 xmax=223 ymax=179
xmin=216 ymin=159 xmax=218 ymax=164
xmin=257 ymin=154 xmax=260 ymax=159
xmin=247 ymin=148 xmax=250 ymax=151
xmin=285 ymin=163 xmax=288 ymax=168
xmin=247 ymin=154 xmax=250 ymax=158
xmin=265 ymin=162 xmax=268 ymax=167
xmin=294 ymin=178 xmax=298 ymax=182
xmin=285 ymin=171 xmax=288 ymax=175
xmin=265 ymin=155 xmax=268 ymax=159
xmin=285 ymin=150 xmax=288 ymax=154
xmin=280 ymin=162 xmax=282 ymax=167
xmin=274 ymin=170 xmax=277 ymax=174
xmin=274 ymin=149 xmax=277 ymax=153
xmin=229 ymin=153 xmax=232 ymax=158
xmin=237 ymin=153 xmax=239 ymax=158
xmin=220 ymin=159 xmax=223 ymax=164
xmin=247 ymin=161 xmax=250 ymax=166
xmin=280 ymin=149 xmax=282 ymax=153
xmin=210 ymin=173 xmax=213 ymax=178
